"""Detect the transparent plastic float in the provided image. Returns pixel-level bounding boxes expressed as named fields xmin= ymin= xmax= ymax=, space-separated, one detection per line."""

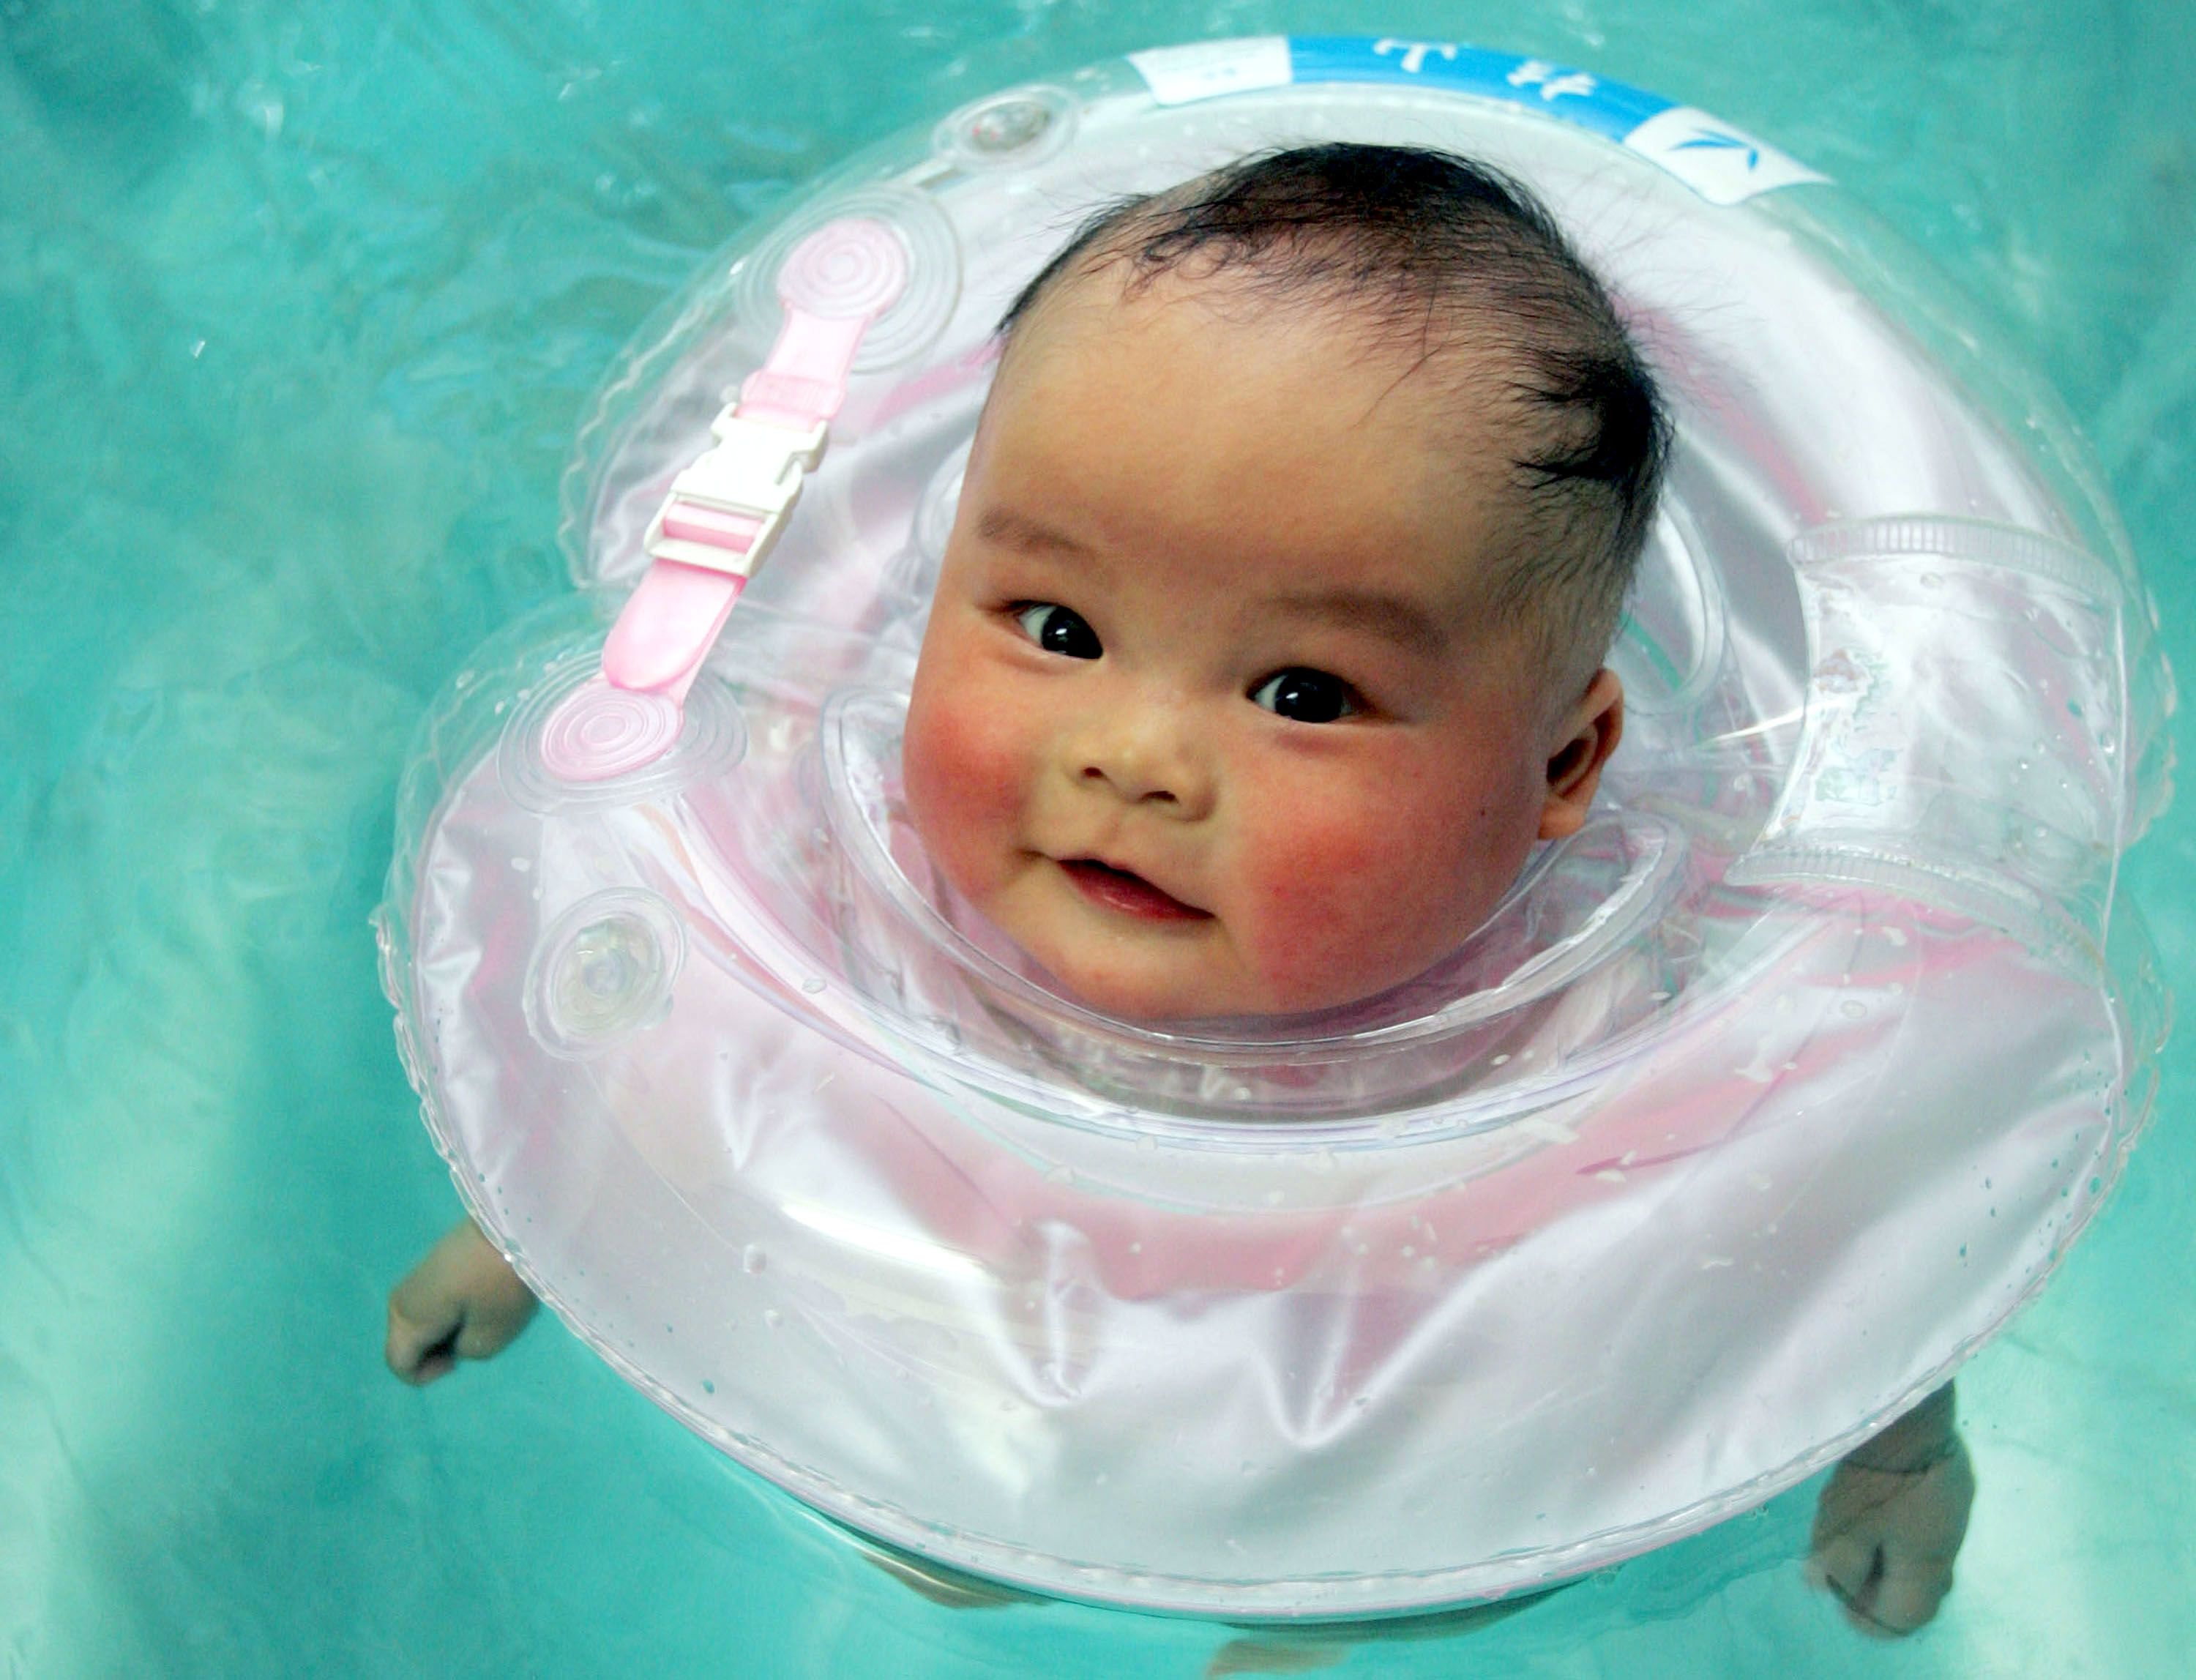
xmin=377 ymin=37 xmax=2175 ymax=1616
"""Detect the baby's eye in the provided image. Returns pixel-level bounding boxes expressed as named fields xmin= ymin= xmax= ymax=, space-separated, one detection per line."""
xmin=1250 ymin=668 xmax=1358 ymax=723
xmin=1015 ymin=602 xmax=1102 ymax=660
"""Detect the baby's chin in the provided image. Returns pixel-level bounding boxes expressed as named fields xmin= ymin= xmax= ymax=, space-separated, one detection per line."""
xmin=1009 ymin=926 xmax=1430 ymax=1026
xmin=914 ymin=832 xmax=1475 ymax=1024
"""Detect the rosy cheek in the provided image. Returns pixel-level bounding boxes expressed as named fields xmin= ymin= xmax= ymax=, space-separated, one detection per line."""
xmin=905 ymin=651 xmax=1033 ymax=897
xmin=1242 ymin=807 xmax=1403 ymax=958
xmin=1233 ymin=774 xmax=1510 ymax=1000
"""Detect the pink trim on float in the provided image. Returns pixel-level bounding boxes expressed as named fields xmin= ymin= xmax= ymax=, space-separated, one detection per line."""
xmin=545 ymin=217 xmax=912 ymax=780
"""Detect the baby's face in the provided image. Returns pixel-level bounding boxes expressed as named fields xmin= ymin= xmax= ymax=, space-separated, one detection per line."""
xmin=903 ymin=273 xmax=1618 ymax=1020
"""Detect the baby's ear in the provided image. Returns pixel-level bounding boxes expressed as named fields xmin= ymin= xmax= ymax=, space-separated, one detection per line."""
xmin=1538 ymin=668 xmax=1624 ymax=841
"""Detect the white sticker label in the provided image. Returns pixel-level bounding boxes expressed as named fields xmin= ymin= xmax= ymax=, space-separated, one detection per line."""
xmin=1623 ymin=105 xmax=1829 ymax=206
xmin=1129 ymin=38 xmax=1293 ymax=107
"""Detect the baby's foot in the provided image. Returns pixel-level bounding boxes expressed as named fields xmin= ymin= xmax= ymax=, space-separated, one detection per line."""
xmin=840 ymin=1527 xmax=1042 ymax=1610
xmin=1807 ymin=1389 xmax=1974 ymax=1635
xmin=1204 ymin=1636 xmax=1351 ymax=1676
xmin=385 ymin=1217 xmax=539 ymax=1384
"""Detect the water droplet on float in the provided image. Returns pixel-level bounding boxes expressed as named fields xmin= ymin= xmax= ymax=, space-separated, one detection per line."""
xmin=763 ymin=1309 xmax=783 ymax=1330
xmin=703 ymin=1379 xmax=715 ymax=1394
xmin=801 ymin=977 xmax=826 ymax=995
xmin=742 ymin=1244 xmax=768 ymax=1274
xmin=1840 ymin=998 xmax=1868 ymax=1019
xmin=966 ymin=95 xmax=1053 ymax=154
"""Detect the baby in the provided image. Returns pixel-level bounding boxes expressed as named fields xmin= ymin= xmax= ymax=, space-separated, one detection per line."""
xmin=900 ymin=144 xmax=1640 ymax=1023
xmin=387 ymin=144 xmax=1971 ymax=1638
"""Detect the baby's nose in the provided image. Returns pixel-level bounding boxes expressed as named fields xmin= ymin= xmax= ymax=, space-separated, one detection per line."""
xmin=1075 ymin=709 xmax=1214 ymax=817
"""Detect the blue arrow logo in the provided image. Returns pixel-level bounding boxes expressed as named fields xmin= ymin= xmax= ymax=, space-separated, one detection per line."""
xmin=1671 ymin=128 xmax=1761 ymax=169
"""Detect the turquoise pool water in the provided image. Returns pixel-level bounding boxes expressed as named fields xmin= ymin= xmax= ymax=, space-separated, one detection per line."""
xmin=4 ymin=2 xmax=2192 ymax=1673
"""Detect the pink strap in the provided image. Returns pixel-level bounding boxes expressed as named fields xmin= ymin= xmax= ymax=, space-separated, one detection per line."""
xmin=738 ymin=310 xmax=871 ymax=428
xmin=543 ymin=218 xmax=910 ymax=783
xmin=600 ymin=561 xmax=752 ymax=696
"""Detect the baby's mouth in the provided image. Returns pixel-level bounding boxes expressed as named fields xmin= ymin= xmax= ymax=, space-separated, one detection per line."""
xmin=1058 ymin=859 xmax=1211 ymax=922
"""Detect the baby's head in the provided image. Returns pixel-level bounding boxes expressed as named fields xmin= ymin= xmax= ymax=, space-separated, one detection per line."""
xmin=904 ymin=144 xmax=1667 ymax=1021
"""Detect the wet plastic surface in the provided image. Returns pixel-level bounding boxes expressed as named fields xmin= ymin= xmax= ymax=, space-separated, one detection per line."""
xmin=381 ymin=53 xmax=2168 ymax=1613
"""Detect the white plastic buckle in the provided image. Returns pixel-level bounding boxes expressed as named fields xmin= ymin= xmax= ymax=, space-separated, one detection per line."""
xmin=642 ymin=410 xmax=829 ymax=576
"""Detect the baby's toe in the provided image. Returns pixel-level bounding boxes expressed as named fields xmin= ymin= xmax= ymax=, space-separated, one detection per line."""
xmin=1816 ymin=1541 xmax=1953 ymax=1638
xmin=384 ymin=1298 xmax=458 ymax=1384
xmin=1864 ymin=1561 xmax=1954 ymax=1634
xmin=1809 ymin=1531 xmax=1879 ymax=1603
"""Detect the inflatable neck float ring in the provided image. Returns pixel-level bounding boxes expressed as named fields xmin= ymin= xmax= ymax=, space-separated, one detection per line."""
xmin=378 ymin=37 xmax=2173 ymax=1616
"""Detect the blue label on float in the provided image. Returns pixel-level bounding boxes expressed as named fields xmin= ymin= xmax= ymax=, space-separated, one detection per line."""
xmin=1287 ymin=37 xmax=1673 ymax=142
xmin=1125 ymin=37 xmax=1825 ymax=203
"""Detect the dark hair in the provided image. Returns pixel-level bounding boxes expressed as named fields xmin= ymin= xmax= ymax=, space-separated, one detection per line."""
xmin=998 ymin=143 xmax=1670 ymax=683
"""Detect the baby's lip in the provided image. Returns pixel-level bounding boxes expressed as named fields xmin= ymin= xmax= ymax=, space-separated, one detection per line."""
xmin=1058 ymin=857 xmax=1211 ymax=922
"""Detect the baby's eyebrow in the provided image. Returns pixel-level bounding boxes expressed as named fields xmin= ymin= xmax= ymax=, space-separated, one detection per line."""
xmin=974 ymin=507 xmax=1094 ymax=557
xmin=1270 ymin=587 xmax=1448 ymax=658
